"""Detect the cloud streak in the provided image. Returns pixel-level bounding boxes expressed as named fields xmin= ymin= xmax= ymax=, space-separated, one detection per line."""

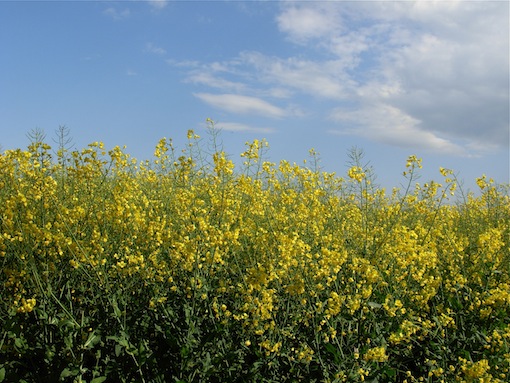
xmin=329 ymin=103 xmax=469 ymax=156
xmin=215 ymin=122 xmax=275 ymax=134
xmin=194 ymin=93 xmax=288 ymax=118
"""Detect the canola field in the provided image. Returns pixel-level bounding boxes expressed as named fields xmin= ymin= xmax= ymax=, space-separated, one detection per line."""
xmin=1 ymin=127 xmax=509 ymax=382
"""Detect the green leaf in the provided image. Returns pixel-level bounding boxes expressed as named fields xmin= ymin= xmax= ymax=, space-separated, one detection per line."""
xmin=84 ymin=331 xmax=101 ymax=349
xmin=367 ymin=301 xmax=382 ymax=309
xmin=111 ymin=296 xmax=122 ymax=318
xmin=60 ymin=367 xmax=79 ymax=379
xmin=180 ymin=346 xmax=189 ymax=358
xmin=0 ymin=367 xmax=6 ymax=382
xmin=324 ymin=342 xmax=337 ymax=355
xmin=383 ymin=366 xmax=396 ymax=378
xmin=90 ymin=377 xmax=107 ymax=383
xmin=14 ymin=337 xmax=27 ymax=351
xmin=115 ymin=344 xmax=122 ymax=357
xmin=59 ymin=318 xmax=78 ymax=329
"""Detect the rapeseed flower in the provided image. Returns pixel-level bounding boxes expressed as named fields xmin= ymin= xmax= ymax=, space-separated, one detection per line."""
xmin=363 ymin=346 xmax=388 ymax=363
xmin=17 ymin=297 xmax=36 ymax=313
xmin=1 ymin=129 xmax=508 ymax=382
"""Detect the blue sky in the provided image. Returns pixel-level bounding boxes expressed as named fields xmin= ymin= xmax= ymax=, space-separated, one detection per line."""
xmin=1 ymin=0 xmax=509 ymax=193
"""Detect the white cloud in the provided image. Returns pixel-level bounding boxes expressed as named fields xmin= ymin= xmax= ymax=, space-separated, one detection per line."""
xmin=215 ymin=122 xmax=275 ymax=134
xmin=147 ymin=1 xmax=168 ymax=11
xmin=276 ymin=4 xmax=344 ymax=43
xmin=173 ymin=57 xmax=297 ymax=100
xmin=186 ymin=72 xmax=247 ymax=93
xmin=372 ymin=5 xmax=509 ymax=149
xmin=103 ymin=7 xmax=130 ymax=21
xmin=240 ymin=52 xmax=357 ymax=100
xmin=194 ymin=93 xmax=289 ymax=118
xmin=145 ymin=43 xmax=166 ymax=55
xmin=329 ymin=103 xmax=469 ymax=156
xmin=277 ymin=1 xmax=509 ymax=154
xmin=265 ymin=87 xmax=293 ymax=99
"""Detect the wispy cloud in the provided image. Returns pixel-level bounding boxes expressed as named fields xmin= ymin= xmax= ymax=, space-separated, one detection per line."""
xmin=276 ymin=5 xmax=344 ymax=44
xmin=329 ymin=103 xmax=469 ymax=157
xmin=103 ymin=7 xmax=130 ymax=21
xmin=194 ymin=93 xmax=288 ymax=118
xmin=147 ymin=1 xmax=168 ymax=11
xmin=172 ymin=58 xmax=298 ymax=101
xmin=186 ymin=72 xmax=246 ymax=93
xmin=239 ymin=52 xmax=357 ymax=100
xmin=215 ymin=122 xmax=275 ymax=134
xmin=145 ymin=42 xmax=167 ymax=55
xmin=166 ymin=59 xmax=201 ymax=69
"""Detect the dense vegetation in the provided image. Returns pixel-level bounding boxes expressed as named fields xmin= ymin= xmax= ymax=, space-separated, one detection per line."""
xmin=1 ymin=125 xmax=509 ymax=382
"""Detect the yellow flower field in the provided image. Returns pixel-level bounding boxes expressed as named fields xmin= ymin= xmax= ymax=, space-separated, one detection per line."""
xmin=1 ymin=126 xmax=509 ymax=382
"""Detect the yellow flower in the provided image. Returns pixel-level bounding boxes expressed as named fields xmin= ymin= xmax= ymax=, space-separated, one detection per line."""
xmin=363 ymin=346 xmax=389 ymax=363
xmin=17 ymin=298 xmax=36 ymax=313
xmin=461 ymin=358 xmax=491 ymax=380
xmin=347 ymin=166 xmax=365 ymax=182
